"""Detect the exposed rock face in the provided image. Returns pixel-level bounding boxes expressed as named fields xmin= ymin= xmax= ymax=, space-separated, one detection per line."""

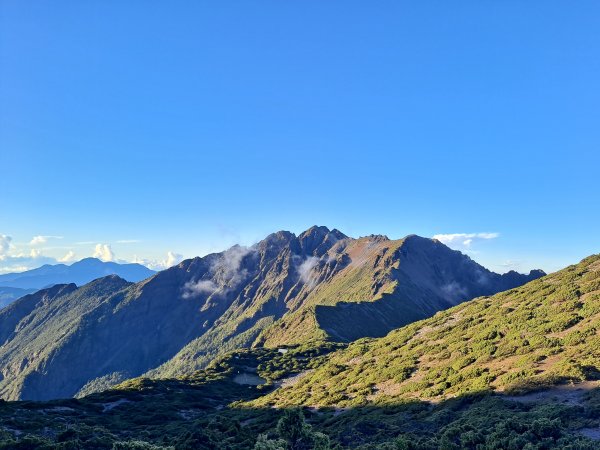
xmin=0 ymin=226 xmax=544 ymax=400
xmin=256 ymin=234 xmax=545 ymax=346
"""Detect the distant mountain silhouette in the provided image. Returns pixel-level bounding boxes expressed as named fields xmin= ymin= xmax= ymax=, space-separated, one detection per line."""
xmin=0 ymin=227 xmax=544 ymax=401
xmin=0 ymin=257 xmax=155 ymax=290
xmin=0 ymin=287 xmax=36 ymax=309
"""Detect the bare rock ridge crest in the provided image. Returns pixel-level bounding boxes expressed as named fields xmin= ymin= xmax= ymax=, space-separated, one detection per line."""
xmin=0 ymin=226 xmax=544 ymax=400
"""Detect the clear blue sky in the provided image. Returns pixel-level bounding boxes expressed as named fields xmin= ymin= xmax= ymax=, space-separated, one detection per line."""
xmin=1 ymin=1 xmax=598 ymax=274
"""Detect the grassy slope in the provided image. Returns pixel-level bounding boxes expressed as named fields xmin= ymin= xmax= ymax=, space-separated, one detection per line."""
xmin=0 ymin=278 xmax=132 ymax=400
xmin=151 ymin=236 xmax=402 ymax=377
xmin=1 ymin=229 xmax=543 ymax=399
xmin=256 ymin=235 xmax=545 ymax=349
xmin=255 ymin=254 xmax=600 ymax=408
xmin=0 ymin=344 xmax=346 ymax=448
xmin=256 ymin=236 xmax=406 ymax=347
xmin=0 ymin=256 xmax=597 ymax=448
xmin=0 ymin=337 xmax=598 ymax=449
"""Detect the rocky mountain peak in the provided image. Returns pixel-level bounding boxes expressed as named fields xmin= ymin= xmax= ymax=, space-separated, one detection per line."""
xmin=529 ymin=269 xmax=547 ymax=277
xmin=0 ymin=226 xmax=549 ymax=401
xmin=258 ymin=230 xmax=295 ymax=252
xmin=298 ymin=225 xmax=348 ymax=257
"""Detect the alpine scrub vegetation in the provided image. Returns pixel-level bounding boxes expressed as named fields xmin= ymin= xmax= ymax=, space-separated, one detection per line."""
xmin=256 ymin=254 xmax=600 ymax=408
xmin=0 ymin=256 xmax=593 ymax=447
xmin=0 ymin=239 xmax=596 ymax=448
xmin=254 ymin=409 xmax=331 ymax=450
xmin=0 ymin=227 xmax=543 ymax=401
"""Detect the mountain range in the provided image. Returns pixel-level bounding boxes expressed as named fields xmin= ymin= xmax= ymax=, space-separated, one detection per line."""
xmin=0 ymin=247 xmax=597 ymax=448
xmin=0 ymin=258 xmax=155 ymax=308
xmin=258 ymin=253 xmax=600 ymax=409
xmin=0 ymin=257 xmax=155 ymax=290
xmin=0 ymin=226 xmax=544 ymax=401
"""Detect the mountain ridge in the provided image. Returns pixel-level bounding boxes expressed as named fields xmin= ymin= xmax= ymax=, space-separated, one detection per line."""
xmin=0 ymin=287 xmax=36 ymax=309
xmin=0 ymin=255 xmax=594 ymax=447
xmin=0 ymin=226 xmax=544 ymax=400
xmin=255 ymin=253 xmax=600 ymax=409
xmin=254 ymin=233 xmax=545 ymax=347
xmin=0 ymin=257 xmax=155 ymax=290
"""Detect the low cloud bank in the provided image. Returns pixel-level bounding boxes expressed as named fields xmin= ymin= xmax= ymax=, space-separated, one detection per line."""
xmin=182 ymin=245 xmax=255 ymax=299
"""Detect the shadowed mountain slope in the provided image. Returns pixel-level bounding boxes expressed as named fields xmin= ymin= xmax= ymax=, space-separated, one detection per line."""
xmin=0 ymin=318 xmax=597 ymax=449
xmin=255 ymin=234 xmax=544 ymax=346
xmin=150 ymin=232 xmax=543 ymax=378
xmin=0 ymin=226 xmax=543 ymax=400
xmin=254 ymin=254 xmax=600 ymax=409
xmin=0 ymin=287 xmax=36 ymax=309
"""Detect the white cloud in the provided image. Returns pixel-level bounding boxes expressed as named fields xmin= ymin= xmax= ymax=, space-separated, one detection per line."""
xmin=182 ymin=279 xmax=219 ymax=297
xmin=182 ymin=245 xmax=255 ymax=299
xmin=498 ymin=260 xmax=521 ymax=269
xmin=0 ymin=265 xmax=30 ymax=274
xmin=0 ymin=234 xmax=12 ymax=259
xmin=131 ymin=256 xmax=150 ymax=267
xmin=11 ymin=248 xmax=45 ymax=259
xmin=433 ymin=232 xmax=499 ymax=249
xmin=59 ymin=250 xmax=77 ymax=262
xmin=296 ymin=256 xmax=319 ymax=288
xmin=116 ymin=239 xmax=140 ymax=244
xmin=132 ymin=251 xmax=184 ymax=271
xmin=477 ymin=233 xmax=499 ymax=239
xmin=30 ymin=236 xmax=47 ymax=246
xmin=0 ymin=235 xmax=70 ymax=273
xmin=0 ymin=254 xmax=58 ymax=273
xmin=165 ymin=251 xmax=183 ymax=267
xmin=441 ymin=281 xmax=469 ymax=303
xmin=29 ymin=235 xmax=63 ymax=246
xmin=93 ymin=244 xmax=115 ymax=262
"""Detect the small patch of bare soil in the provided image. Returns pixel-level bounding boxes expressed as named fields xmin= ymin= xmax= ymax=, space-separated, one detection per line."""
xmin=275 ymin=370 xmax=313 ymax=389
xmin=579 ymin=427 xmax=600 ymax=440
xmin=503 ymin=381 xmax=600 ymax=406
xmin=101 ymin=399 xmax=131 ymax=412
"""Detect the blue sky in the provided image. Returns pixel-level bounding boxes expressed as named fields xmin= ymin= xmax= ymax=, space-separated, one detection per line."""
xmin=1 ymin=1 xmax=599 ymax=274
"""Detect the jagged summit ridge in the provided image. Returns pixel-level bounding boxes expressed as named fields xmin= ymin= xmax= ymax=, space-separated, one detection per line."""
xmin=0 ymin=226 xmax=544 ymax=400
